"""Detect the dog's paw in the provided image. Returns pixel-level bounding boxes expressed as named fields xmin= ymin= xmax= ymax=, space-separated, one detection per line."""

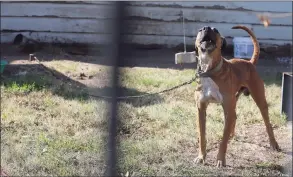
xmin=270 ymin=141 xmax=281 ymax=152
xmin=216 ymin=154 xmax=226 ymax=168
xmin=194 ymin=155 xmax=206 ymax=165
xmin=216 ymin=160 xmax=226 ymax=168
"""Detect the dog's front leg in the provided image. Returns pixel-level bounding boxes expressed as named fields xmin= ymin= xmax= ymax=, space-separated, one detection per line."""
xmin=194 ymin=100 xmax=208 ymax=164
xmin=216 ymin=98 xmax=236 ymax=167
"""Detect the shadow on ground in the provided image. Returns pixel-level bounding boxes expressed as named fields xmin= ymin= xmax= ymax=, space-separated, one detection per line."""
xmin=1 ymin=64 xmax=89 ymax=101
xmin=1 ymin=63 xmax=164 ymax=107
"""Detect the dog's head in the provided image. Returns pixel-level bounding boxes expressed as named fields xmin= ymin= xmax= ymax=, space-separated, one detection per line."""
xmin=195 ymin=26 xmax=226 ymax=71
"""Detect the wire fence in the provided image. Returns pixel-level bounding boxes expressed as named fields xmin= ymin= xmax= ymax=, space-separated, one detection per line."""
xmin=104 ymin=3 xmax=293 ymax=176
xmin=1 ymin=1 xmax=292 ymax=176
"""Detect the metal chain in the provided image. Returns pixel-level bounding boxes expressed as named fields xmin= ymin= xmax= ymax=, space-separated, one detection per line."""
xmin=88 ymin=76 xmax=197 ymax=100
xmin=30 ymin=55 xmax=198 ymax=100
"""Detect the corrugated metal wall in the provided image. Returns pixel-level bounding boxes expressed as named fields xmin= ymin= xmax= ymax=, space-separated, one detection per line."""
xmin=1 ymin=1 xmax=292 ymax=47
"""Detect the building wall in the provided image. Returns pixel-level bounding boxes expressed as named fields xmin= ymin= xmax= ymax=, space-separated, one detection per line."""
xmin=1 ymin=1 xmax=292 ymax=47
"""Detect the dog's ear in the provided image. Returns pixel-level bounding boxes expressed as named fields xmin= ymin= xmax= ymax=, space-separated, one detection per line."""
xmin=194 ymin=44 xmax=199 ymax=56
xmin=195 ymin=45 xmax=198 ymax=52
xmin=221 ymin=36 xmax=227 ymax=51
xmin=194 ymin=38 xmax=198 ymax=53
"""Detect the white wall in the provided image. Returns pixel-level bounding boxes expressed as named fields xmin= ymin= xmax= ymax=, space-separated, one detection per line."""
xmin=1 ymin=1 xmax=292 ymax=47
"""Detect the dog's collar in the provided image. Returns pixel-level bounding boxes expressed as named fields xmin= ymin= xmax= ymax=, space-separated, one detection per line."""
xmin=197 ymin=58 xmax=223 ymax=78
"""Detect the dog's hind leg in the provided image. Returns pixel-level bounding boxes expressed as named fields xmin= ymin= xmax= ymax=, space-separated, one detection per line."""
xmin=247 ymin=74 xmax=280 ymax=151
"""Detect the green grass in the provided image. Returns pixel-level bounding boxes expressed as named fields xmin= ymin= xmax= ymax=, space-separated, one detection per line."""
xmin=2 ymin=74 xmax=52 ymax=93
xmin=8 ymin=82 xmax=37 ymax=92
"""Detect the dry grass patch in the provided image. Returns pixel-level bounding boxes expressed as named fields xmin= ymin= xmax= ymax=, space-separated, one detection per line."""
xmin=1 ymin=67 xmax=108 ymax=176
xmin=44 ymin=60 xmax=105 ymax=78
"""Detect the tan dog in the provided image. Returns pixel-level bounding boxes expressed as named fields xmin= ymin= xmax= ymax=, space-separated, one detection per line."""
xmin=193 ymin=26 xmax=280 ymax=167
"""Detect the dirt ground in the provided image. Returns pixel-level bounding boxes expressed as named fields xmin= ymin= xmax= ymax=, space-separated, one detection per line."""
xmin=1 ymin=44 xmax=292 ymax=176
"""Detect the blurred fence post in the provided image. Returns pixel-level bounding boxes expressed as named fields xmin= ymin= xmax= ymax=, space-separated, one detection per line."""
xmin=281 ymin=72 xmax=292 ymax=121
xmin=105 ymin=1 xmax=126 ymax=176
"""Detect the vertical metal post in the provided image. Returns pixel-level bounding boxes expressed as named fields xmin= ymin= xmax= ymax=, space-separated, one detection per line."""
xmin=281 ymin=72 xmax=292 ymax=121
xmin=106 ymin=2 xmax=125 ymax=176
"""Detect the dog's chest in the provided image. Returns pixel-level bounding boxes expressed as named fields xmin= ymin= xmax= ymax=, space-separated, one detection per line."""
xmin=198 ymin=77 xmax=223 ymax=104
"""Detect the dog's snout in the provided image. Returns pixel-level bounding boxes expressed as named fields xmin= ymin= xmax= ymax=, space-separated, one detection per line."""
xmin=203 ymin=26 xmax=211 ymax=31
xmin=199 ymin=26 xmax=212 ymax=32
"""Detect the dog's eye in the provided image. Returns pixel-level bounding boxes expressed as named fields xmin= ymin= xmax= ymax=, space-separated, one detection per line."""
xmin=212 ymin=28 xmax=219 ymax=33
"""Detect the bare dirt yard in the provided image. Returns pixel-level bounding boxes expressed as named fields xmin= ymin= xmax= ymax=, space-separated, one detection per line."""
xmin=1 ymin=45 xmax=292 ymax=176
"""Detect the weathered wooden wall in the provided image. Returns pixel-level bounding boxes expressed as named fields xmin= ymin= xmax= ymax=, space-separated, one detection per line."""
xmin=1 ymin=1 xmax=292 ymax=47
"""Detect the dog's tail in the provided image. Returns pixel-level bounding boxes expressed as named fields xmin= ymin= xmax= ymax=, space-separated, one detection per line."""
xmin=232 ymin=25 xmax=260 ymax=65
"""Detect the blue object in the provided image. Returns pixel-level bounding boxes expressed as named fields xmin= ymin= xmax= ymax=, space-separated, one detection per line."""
xmin=0 ymin=60 xmax=8 ymax=73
